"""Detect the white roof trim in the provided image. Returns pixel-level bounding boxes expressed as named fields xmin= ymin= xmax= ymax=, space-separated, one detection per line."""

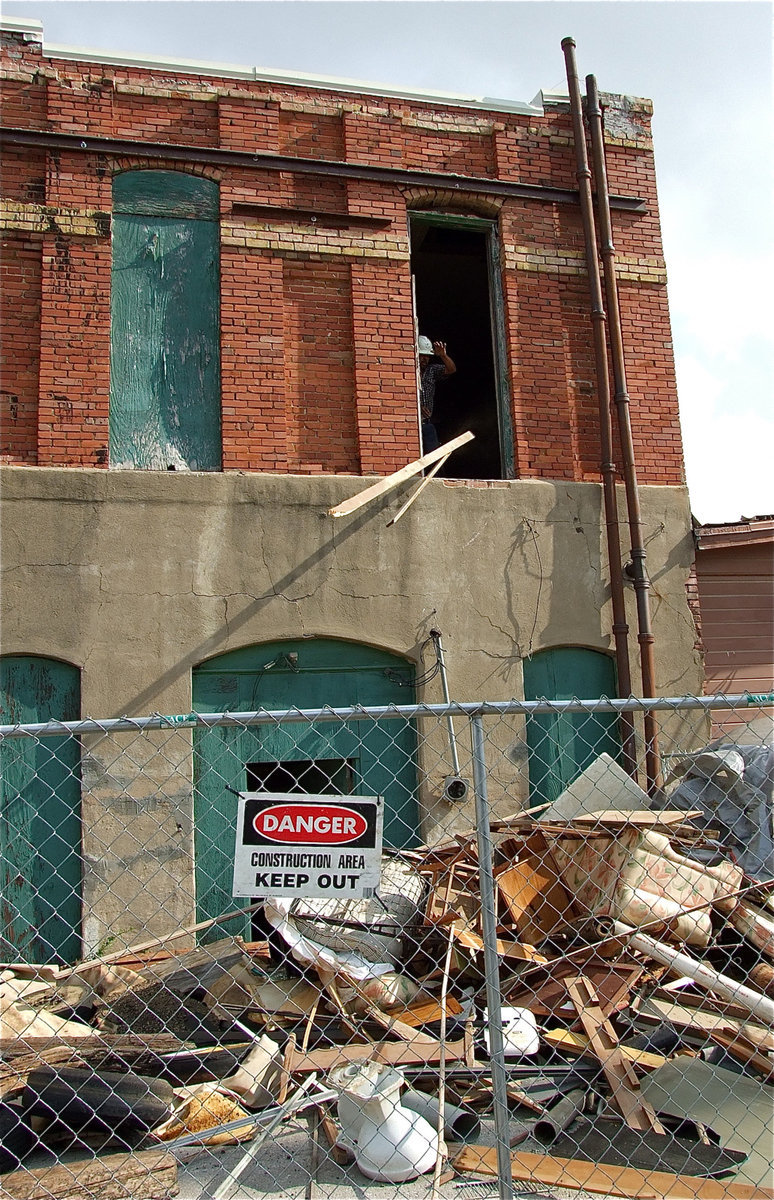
xmin=1 ymin=16 xmax=43 ymax=40
xmin=0 ymin=17 xmax=541 ymax=115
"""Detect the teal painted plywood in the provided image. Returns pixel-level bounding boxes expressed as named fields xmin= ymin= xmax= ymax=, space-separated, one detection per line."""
xmin=0 ymin=656 xmax=81 ymax=964
xmin=110 ymin=171 xmax=221 ymax=471
xmin=192 ymin=640 xmax=420 ymax=938
xmin=523 ymin=647 xmax=621 ymax=809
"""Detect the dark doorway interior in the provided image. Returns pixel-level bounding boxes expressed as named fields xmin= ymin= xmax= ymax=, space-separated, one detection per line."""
xmin=246 ymin=758 xmax=355 ymax=795
xmin=410 ymin=216 xmax=506 ymax=479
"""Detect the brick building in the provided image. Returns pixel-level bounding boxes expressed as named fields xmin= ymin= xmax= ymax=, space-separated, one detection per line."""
xmin=0 ymin=17 xmax=702 ymax=959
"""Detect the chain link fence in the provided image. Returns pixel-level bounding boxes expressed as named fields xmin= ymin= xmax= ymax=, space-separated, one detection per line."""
xmin=1 ymin=695 xmax=772 ymax=1200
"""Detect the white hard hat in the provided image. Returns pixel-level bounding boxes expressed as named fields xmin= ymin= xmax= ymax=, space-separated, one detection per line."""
xmin=417 ymin=335 xmax=433 ymax=355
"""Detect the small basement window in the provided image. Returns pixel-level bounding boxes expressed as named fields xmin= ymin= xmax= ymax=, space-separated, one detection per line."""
xmin=246 ymin=758 xmax=355 ymax=795
xmin=410 ymin=213 xmax=513 ymax=480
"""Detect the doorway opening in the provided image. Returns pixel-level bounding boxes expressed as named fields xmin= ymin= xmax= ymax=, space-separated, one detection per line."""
xmin=246 ymin=758 xmax=355 ymax=795
xmin=410 ymin=213 xmax=513 ymax=480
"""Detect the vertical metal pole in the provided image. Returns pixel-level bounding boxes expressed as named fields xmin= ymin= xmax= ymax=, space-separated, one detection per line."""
xmin=432 ymin=629 xmax=461 ymax=775
xmin=561 ymin=37 xmax=638 ymax=779
xmin=585 ymin=73 xmax=662 ymax=794
xmin=471 ymin=714 xmax=513 ymax=1200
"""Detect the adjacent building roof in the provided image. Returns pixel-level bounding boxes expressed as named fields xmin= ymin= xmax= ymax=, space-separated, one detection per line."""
xmin=696 ymin=516 xmax=774 ymax=550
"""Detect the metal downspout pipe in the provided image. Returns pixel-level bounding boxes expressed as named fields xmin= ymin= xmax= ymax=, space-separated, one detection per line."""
xmin=585 ymin=73 xmax=662 ymax=794
xmin=561 ymin=38 xmax=638 ymax=778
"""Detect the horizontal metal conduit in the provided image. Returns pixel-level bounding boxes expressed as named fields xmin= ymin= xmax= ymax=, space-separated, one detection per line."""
xmin=0 ymin=694 xmax=769 ymax=738
xmin=0 ymin=126 xmax=647 ymax=212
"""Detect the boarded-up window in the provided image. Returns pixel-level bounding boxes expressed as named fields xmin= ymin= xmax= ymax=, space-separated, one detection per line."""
xmin=109 ymin=170 xmax=221 ymax=470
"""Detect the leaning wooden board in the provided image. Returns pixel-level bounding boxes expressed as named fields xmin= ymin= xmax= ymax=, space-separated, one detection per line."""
xmin=451 ymin=1145 xmax=774 ymax=1200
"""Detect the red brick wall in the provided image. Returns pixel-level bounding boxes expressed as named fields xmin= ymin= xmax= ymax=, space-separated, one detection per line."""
xmin=281 ymin=259 xmax=358 ymax=472
xmin=220 ymin=248 xmax=287 ymax=472
xmin=37 ymin=234 xmax=111 ymax=467
xmin=0 ymin=26 xmax=686 ymax=484
xmin=113 ymin=91 xmax=219 ymax=146
xmin=1 ymin=232 xmax=41 ymax=461
xmin=279 ymin=108 xmax=344 ymax=160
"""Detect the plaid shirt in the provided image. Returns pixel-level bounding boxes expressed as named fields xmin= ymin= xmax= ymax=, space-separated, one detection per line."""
xmin=420 ymin=362 xmax=447 ymax=419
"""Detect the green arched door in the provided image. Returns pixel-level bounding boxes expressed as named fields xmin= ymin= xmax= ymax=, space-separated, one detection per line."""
xmin=0 ymin=656 xmax=82 ymax=963
xmin=523 ymin=647 xmax=621 ymax=809
xmin=192 ymin=640 xmax=420 ymax=935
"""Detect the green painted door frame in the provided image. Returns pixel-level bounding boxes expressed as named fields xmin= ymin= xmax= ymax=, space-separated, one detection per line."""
xmin=523 ymin=647 xmax=621 ymax=809
xmin=192 ymin=640 xmax=420 ymax=938
xmin=0 ymin=656 xmax=82 ymax=964
xmin=109 ymin=170 xmax=222 ymax=471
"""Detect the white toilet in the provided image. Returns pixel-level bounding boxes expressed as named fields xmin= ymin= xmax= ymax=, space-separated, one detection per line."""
xmin=329 ymin=1060 xmax=441 ymax=1182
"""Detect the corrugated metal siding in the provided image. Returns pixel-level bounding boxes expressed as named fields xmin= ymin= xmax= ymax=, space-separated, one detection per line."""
xmin=696 ymin=541 xmax=774 ymax=710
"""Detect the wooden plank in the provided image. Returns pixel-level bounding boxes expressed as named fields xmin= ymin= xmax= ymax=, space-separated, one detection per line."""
xmin=0 ymin=1150 xmax=177 ymax=1200
xmin=328 ymin=430 xmax=474 ymax=517
xmin=570 ymin=810 xmax=702 ymax=826
xmin=637 ymin=996 xmax=774 ymax=1052
xmin=386 ymin=452 xmax=450 ymax=526
xmin=567 ymin=976 xmax=664 ymax=1134
xmin=386 ymin=995 xmax=462 ymax=1027
xmin=450 ymin=1145 xmax=774 ymax=1199
xmin=286 ymin=1036 xmax=468 ymax=1074
xmin=543 ymin=1028 xmax=671 ymax=1072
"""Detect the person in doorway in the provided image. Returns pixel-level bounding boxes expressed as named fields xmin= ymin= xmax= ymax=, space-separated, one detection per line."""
xmin=418 ymin=335 xmax=456 ymax=453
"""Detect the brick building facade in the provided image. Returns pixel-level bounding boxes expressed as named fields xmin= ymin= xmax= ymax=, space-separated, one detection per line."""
xmin=1 ymin=17 xmax=683 ymax=485
xmin=0 ymin=18 xmax=702 ymax=957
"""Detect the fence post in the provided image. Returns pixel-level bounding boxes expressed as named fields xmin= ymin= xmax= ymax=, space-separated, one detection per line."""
xmin=471 ymin=713 xmax=513 ymax=1199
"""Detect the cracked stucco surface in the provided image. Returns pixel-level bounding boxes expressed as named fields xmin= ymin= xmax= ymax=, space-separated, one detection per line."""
xmin=0 ymin=465 xmax=701 ymax=715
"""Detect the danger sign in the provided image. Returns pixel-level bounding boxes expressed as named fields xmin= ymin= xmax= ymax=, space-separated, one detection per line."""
xmin=232 ymin=792 xmax=383 ymax=900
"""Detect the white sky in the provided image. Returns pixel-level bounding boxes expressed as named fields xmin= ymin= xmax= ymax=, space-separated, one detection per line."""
xmin=4 ymin=0 xmax=772 ymax=523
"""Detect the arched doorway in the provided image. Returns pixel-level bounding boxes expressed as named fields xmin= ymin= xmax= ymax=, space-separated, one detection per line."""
xmin=0 ymin=655 xmax=82 ymax=963
xmin=523 ymin=647 xmax=621 ymax=809
xmin=192 ymin=639 xmax=420 ymax=936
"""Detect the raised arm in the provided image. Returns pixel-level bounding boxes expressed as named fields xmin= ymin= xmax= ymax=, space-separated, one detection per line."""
xmin=433 ymin=341 xmax=456 ymax=377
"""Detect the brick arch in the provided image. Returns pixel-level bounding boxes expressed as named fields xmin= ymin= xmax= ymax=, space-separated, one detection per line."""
xmin=401 ymin=188 xmax=503 ymax=220
xmin=108 ymin=157 xmax=223 ymax=183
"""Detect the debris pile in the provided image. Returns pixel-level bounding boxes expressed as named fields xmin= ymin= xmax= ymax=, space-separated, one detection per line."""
xmin=1 ymin=752 xmax=773 ymax=1199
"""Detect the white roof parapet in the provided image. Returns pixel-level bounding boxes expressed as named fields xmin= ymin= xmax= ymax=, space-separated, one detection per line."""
xmin=1 ymin=16 xmax=43 ymax=40
xmin=0 ymin=16 xmax=542 ymax=115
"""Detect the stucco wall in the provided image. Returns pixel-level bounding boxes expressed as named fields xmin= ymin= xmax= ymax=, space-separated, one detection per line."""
xmin=1 ymin=467 xmax=701 ymax=708
xmin=0 ymin=466 xmax=702 ymax=952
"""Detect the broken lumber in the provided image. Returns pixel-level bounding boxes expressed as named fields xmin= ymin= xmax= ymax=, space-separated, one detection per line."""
xmin=450 ymin=1145 xmax=774 ymax=1199
xmin=495 ymin=849 xmax=575 ymax=945
xmin=566 ymin=976 xmax=664 ymax=1134
xmin=386 ymin=450 xmax=450 ymax=526
xmin=0 ymin=1149 xmax=177 ymax=1200
xmin=0 ymin=1033 xmax=185 ymax=1102
xmin=285 ymin=1035 xmax=469 ymax=1073
xmin=67 ymin=899 xmax=268 ymax=976
xmin=328 ymin=430 xmax=474 ymax=518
